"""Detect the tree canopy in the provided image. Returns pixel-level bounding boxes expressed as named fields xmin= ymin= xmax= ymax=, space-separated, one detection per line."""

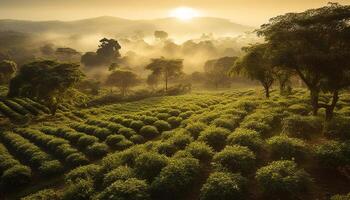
xmin=257 ymin=2 xmax=350 ymax=118
xmin=106 ymin=70 xmax=140 ymax=96
xmin=0 ymin=60 xmax=17 ymax=85
xmin=145 ymin=57 xmax=184 ymax=91
xmin=8 ymin=60 xmax=84 ymax=114
xmin=204 ymin=56 xmax=236 ymax=89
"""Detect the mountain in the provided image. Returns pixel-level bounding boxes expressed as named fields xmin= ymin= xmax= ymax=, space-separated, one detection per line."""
xmin=0 ymin=16 xmax=254 ymax=38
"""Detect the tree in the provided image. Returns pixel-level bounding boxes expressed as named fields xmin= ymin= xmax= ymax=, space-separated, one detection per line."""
xmin=8 ymin=60 xmax=84 ymax=115
xmin=0 ymin=60 xmax=17 ymax=84
xmin=55 ymin=47 xmax=81 ymax=62
xmin=232 ymin=44 xmax=275 ymax=98
xmin=154 ymin=31 xmax=169 ymax=41
xmin=204 ymin=57 xmax=236 ymax=89
xmin=81 ymin=38 xmax=121 ymax=68
xmin=257 ymin=3 xmax=350 ymax=118
xmin=105 ymin=70 xmax=139 ymax=96
xmin=146 ymin=73 xmax=160 ymax=90
xmin=145 ymin=58 xmax=184 ymax=91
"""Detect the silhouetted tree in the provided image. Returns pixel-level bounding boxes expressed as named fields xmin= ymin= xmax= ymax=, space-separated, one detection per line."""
xmin=0 ymin=60 xmax=17 ymax=85
xmin=8 ymin=60 xmax=84 ymax=115
xmin=204 ymin=56 xmax=236 ymax=89
xmin=55 ymin=47 xmax=81 ymax=62
xmin=257 ymin=2 xmax=350 ymax=118
xmin=106 ymin=70 xmax=139 ymax=96
xmin=233 ymin=44 xmax=275 ymax=98
xmin=154 ymin=31 xmax=169 ymax=41
xmin=145 ymin=58 xmax=184 ymax=91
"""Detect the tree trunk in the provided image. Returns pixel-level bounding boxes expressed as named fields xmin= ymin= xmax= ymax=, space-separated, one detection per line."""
xmin=165 ymin=76 xmax=168 ymax=91
xmin=325 ymin=90 xmax=339 ymax=121
xmin=264 ymin=85 xmax=270 ymax=98
xmin=310 ymin=88 xmax=320 ymax=116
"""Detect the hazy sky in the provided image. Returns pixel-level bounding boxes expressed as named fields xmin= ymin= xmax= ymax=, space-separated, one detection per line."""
xmin=1 ymin=0 xmax=349 ymax=26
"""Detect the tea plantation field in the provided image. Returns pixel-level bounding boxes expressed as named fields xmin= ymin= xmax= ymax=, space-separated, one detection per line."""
xmin=1 ymin=89 xmax=350 ymax=200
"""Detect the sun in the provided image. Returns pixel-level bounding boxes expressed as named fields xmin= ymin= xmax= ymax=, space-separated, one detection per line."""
xmin=170 ymin=7 xmax=199 ymax=21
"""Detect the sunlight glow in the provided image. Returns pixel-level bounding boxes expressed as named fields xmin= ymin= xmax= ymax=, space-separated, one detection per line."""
xmin=170 ymin=7 xmax=200 ymax=21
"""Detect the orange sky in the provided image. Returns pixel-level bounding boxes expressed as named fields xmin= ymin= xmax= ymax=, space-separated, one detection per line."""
xmin=1 ymin=0 xmax=349 ymax=26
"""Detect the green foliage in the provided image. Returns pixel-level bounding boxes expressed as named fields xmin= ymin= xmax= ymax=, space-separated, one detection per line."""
xmin=22 ymin=189 xmax=60 ymax=200
xmin=134 ymin=152 xmax=168 ymax=182
xmin=324 ymin=116 xmax=350 ymax=140
xmin=331 ymin=193 xmax=350 ymax=200
xmin=314 ymin=140 xmax=350 ymax=168
xmin=185 ymin=141 xmax=214 ymax=162
xmin=267 ymin=135 xmax=307 ymax=160
xmin=106 ymin=135 xmax=126 ymax=147
xmin=282 ymin=115 xmax=323 ymax=138
xmin=227 ymin=128 xmax=263 ymax=151
xmin=185 ymin=122 xmax=207 ymax=139
xmin=255 ymin=160 xmax=311 ymax=197
xmin=62 ymin=179 xmax=95 ymax=200
xmin=212 ymin=145 xmax=256 ymax=173
xmin=85 ymin=143 xmax=108 ymax=158
xmin=153 ymin=120 xmax=171 ymax=132
xmin=140 ymin=125 xmax=160 ymax=139
xmin=130 ymin=120 xmax=145 ymax=132
xmin=200 ymin=172 xmax=247 ymax=200
xmin=151 ymin=158 xmax=200 ymax=199
xmin=118 ymin=127 xmax=136 ymax=138
xmin=1 ymin=165 xmax=31 ymax=189
xmin=103 ymin=166 xmax=135 ymax=187
xmin=198 ymin=127 xmax=230 ymax=151
xmin=65 ymin=164 xmax=101 ymax=183
xmin=98 ymin=178 xmax=150 ymax=200
xmin=167 ymin=116 xmax=182 ymax=128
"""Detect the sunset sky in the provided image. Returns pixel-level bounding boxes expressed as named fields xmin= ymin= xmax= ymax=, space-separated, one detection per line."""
xmin=1 ymin=0 xmax=349 ymax=26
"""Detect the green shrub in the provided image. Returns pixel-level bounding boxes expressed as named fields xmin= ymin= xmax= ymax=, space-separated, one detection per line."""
xmin=227 ymin=128 xmax=263 ymax=151
xmin=114 ymin=139 xmax=133 ymax=150
xmin=169 ymin=109 xmax=180 ymax=117
xmin=77 ymin=136 xmax=98 ymax=148
xmin=255 ymin=160 xmax=311 ymax=198
xmin=212 ymin=145 xmax=255 ymax=173
xmin=21 ymin=189 xmax=60 ymax=200
xmin=62 ymin=179 xmax=95 ymax=200
xmin=65 ymin=164 xmax=101 ymax=183
xmin=151 ymin=158 xmax=200 ymax=199
xmin=314 ymin=140 xmax=350 ymax=168
xmin=142 ymin=116 xmax=158 ymax=125
xmin=288 ymin=104 xmax=310 ymax=115
xmin=154 ymin=120 xmax=171 ymax=132
xmin=39 ymin=160 xmax=64 ymax=176
xmin=65 ymin=153 xmax=89 ymax=167
xmin=200 ymin=172 xmax=247 ymax=200
xmin=103 ymin=166 xmax=135 ymax=187
xmin=186 ymin=122 xmax=207 ymax=139
xmin=1 ymin=165 xmax=31 ymax=188
xmin=267 ymin=135 xmax=307 ymax=160
xmin=331 ymin=193 xmax=350 ymax=200
xmin=130 ymin=120 xmax=145 ymax=132
xmin=156 ymin=142 xmax=178 ymax=156
xmin=98 ymin=178 xmax=150 ymax=200
xmin=241 ymin=121 xmax=271 ymax=135
xmin=156 ymin=113 xmax=171 ymax=120
xmin=179 ymin=111 xmax=194 ymax=119
xmin=121 ymin=118 xmax=133 ymax=127
xmin=282 ymin=115 xmax=323 ymax=139
xmin=167 ymin=116 xmax=182 ymax=128
xmin=106 ymin=135 xmax=126 ymax=147
xmin=198 ymin=127 xmax=230 ymax=151
xmin=169 ymin=132 xmax=193 ymax=149
xmin=134 ymin=152 xmax=168 ymax=182
xmin=185 ymin=142 xmax=214 ymax=162
xmin=324 ymin=116 xmax=350 ymax=140
xmin=118 ymin=127 xmax=136 ymax=138
xmin=140 ymin=125 xmax=160 ymax=139
xmin=85 ymin=143 xmax=108 ymax=158
xmin=130 ymin=135 xmax=145 ymax=144
xmin=213 ymin=117 xmax=239 ymax=131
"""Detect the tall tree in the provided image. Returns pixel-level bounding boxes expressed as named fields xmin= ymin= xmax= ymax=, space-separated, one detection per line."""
xmin=257 ymin=2 xmax=350 ymax=118
xmin=204 ymin=56 xmax=236 ymax=89
xmin=8 ymin=60 xmax=84 ymax=115
xmin=0 ymin=60 xmax=17 ymax=85
xmin=233 ymin=44 xmax=275 ymax=98
xmin=154 ymin=31 xmax=169 ymax=41
xmin=145 ymin=58 xmax=184 ymax=91
xmin=105 ymin=70 xmax=139 ymax=96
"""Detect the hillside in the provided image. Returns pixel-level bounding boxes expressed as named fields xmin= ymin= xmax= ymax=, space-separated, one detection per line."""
xmin=0 ymin=16 xmax=254 ymax=38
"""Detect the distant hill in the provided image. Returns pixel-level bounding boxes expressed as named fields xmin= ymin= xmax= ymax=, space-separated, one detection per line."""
xmin=0 ymin=16 xmax=254 ymax=38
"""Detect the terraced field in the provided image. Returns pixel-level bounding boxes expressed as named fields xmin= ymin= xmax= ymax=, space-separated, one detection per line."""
xmin=1 ymin=89 xmax=350 ymax=200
